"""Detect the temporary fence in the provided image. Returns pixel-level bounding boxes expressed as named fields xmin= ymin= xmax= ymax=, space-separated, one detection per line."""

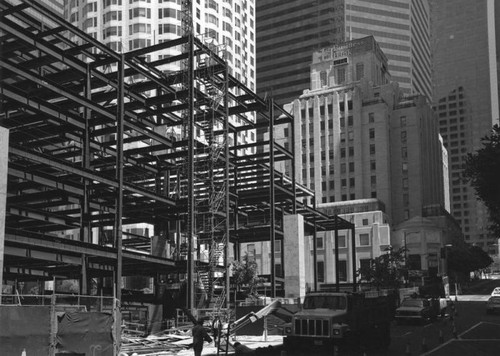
xmin=0 ymin=294 xmax=120 ymax=356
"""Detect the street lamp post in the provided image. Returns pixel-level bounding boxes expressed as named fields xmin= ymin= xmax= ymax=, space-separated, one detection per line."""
xmin=403 ymin=232 xmax=408 ymax=287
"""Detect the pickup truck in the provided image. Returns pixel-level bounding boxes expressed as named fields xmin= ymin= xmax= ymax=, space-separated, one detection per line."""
xmin=395 ymin=297 xmax=448 ymax=324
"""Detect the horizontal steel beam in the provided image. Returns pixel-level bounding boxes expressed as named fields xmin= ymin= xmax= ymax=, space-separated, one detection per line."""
xmin=9 ymin=147 xmax=176 ymax=206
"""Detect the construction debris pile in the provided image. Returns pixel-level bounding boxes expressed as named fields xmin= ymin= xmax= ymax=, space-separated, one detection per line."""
xmin=120 ymin=327 xmax=196 ymax=356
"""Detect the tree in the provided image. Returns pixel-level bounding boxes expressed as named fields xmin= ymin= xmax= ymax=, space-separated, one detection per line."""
xmin=463 ymin=124 xmax=500 ymax=235
xmin=448 ymin=244 xmax=493 ymax=277
xmin=357 ymin=247 xmax=407 ymax=290
xmin=231 ymin=254 xmax=263 ymax=295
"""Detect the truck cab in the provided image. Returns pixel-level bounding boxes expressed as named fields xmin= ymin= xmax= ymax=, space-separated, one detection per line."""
xmin=283 ymin=291 xmax=392 ymax=352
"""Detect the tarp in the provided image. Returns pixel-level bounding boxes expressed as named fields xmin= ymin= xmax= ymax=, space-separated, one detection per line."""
xmin=0 ymin=305 xmax=51 ymax=356
xmin=56 ymin=311 xmax=114 ymax=356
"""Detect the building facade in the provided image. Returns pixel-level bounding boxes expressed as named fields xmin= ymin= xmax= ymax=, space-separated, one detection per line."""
xmin=430 ymin=0 xmax=499 ymax=251
xmin=240 ymin=199 xmax=391 ymax=289
xmin=64 ymin=0 xmax=255 ymax=94
xmin=256 ymin=0 xmax=431 ymax=105
xmin=278 ymin=37 xmax=447 ymax=227
xmin=314 ymin=200 xmax=391 ymax=287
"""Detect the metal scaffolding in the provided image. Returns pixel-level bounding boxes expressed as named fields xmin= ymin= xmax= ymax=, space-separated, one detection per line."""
xmin=0 ymin=0 xmax=354 ymax=315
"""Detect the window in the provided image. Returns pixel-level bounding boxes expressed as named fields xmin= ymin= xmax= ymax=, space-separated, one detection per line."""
xmin=348 ymin=147 xmax=354 ymax=156
xmin=347 ymin=116 xmax=353 ymax=126
xmin=206 ymin=0 xmax=218 ymax=11
xmin=400 ymin=116 xmax=407 ymax=126
xmin=369 ymin=128 xmax=375 ymax=139
xmin=359 ymin=233 xmax=370 ymax=246
xmin=403 ymin=178 xmax=408 ymax=189
xmin=337 ymin=67 xmax=346 ymax=84
xmin=338 ymin=260 xmax=347 ymax=282
xmin=370 ymin=161 xmax=376 ymax=171
xmin=370 ymin=144 xmax=375 ymax=155
xmin=349 ymin=177 xmax=355 ymax=187
xmin=368 ymin=112 xmax=374 ymax=123
xmin=275 ymin=240 xmax=281 ymax=253
xmin=275 ymin=263 xmax=282 ymax=277
xmin=402 ymin=147 xmax=408 ymax=159
xmin=320 ymin=71 xmax=328 ymax=87
xmin=401 ymin=131 xmax=407 ymax=143
xmin=336 ymin=235 xmax=346 ymax=248
xmin=362 ymin=219 xmax=369 ymax=226
xmin=316 ymin=237 xmax=324 ymax=249
xmin=247 ymin=244 xmax=255 ymax=260
xmin=349 ymin=162 xmax=354 ymax=172
xmin=402 ymin=162 xmax=408 ymax=171
xmin=315 ymin=261 xmax=325 ymax=283
xmin=341 ymin=179 xmax=347 ymax=188
xmin=130 ymin=7 xmax=151 ymax=19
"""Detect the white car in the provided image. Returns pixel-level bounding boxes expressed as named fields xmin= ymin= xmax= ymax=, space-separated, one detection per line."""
xmin=491 ymin=287 xmax=500 ymax=296
xmin=486 ymin=296 xmax=500 ymax=314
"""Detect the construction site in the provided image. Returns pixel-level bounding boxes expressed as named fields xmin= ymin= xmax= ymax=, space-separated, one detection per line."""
xmin=0 ymin=0 xmax=354 ymax=355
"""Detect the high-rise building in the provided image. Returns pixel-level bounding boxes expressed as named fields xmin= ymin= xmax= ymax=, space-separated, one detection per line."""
xmin=41 ymin=0 xmax=64 ymax=15
xmin=63 ymin=0 xmax=255 ymax=92
xmin=256 ymin=0 xmax=431 ymax=105
xmin=431 ymin=0 xmax=499 ymax=252
xmin=276 ymin=36 xmax=447 ymax=226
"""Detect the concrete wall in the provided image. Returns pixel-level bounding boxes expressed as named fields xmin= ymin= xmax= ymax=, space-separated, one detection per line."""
xmin=283 ymin=214 xmax=305 ymax=298
xmin=0 ymin=127 xmax=9 ymax=298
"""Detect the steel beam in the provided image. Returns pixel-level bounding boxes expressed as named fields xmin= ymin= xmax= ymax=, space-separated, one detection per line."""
xmin=9 ymin=147 xmax=176 ymax=206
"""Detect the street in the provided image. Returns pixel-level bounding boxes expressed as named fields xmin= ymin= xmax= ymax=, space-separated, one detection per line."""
xmin=245 ymin=279 xmax=500 ymax=356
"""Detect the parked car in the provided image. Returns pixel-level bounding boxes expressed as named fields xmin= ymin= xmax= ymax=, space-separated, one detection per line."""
xmin=395 ymin=297 xmax=447 ymax=324
xmin=490 ymin=287 xmax=500 ymax=297
xmin=486 ymin=296 xmax=500 ymax=314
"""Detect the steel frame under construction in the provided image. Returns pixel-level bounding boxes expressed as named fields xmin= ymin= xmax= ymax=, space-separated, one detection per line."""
xmin=0 ymin=0 xmax=354 ymax=314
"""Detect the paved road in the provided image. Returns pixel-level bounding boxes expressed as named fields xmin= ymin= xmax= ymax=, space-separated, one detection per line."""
xmin=229 ymin=279 xmax=500 ymax=356
xmin=271 ymin=300 xmax=500 ymax=356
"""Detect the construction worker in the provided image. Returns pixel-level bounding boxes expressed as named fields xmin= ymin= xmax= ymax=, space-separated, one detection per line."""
xmin=192 ymin=319 xmax=213 ymax=356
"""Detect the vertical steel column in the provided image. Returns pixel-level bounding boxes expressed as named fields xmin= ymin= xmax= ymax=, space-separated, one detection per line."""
xmin=80 ymin=63 xmax=92 ymax=295
xmin=313 ymin=221 xmax=318 ymax=292
xmin=334 ymin=218 xmax=340 ymax=292
xmin=351 ymin=224 xmax=356 ymax=292
xmin=269 ymin=99 xmax=276 ymax=298
xmin=290 ymin=113 xmax=296 ymax=215
xmin=186 ymin=33 xmax=195 ymax=312
xmin=114 ymin=54 xmax=125 ymax=302
xmin=81 ymin=63 xmax=92 ymax=244
xmin=223 ymin=62 xmax=231 ymax=309
xmin=233 ymin=127 xmax=239 ymax=263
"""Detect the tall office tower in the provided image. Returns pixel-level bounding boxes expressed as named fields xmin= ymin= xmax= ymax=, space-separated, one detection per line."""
xmin=256 ymin=0 xmax=431 ymax=105
xmin=63 ymin=0 xmax=256 ymax=94
xmin=277 ymin=37 xmax=446 ymax=226
xmin=431 ymin=0 xmax=499 ymax=252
